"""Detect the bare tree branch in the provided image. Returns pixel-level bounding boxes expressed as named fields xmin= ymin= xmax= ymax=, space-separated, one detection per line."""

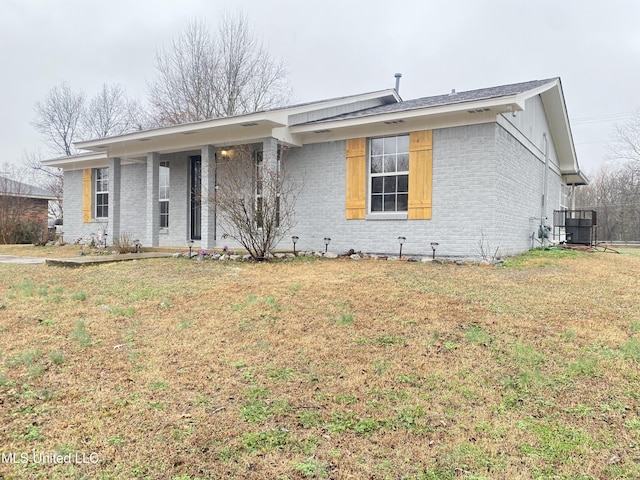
xmin=32 ymin=82 xmax=85 ymax=156
xmin=212 ymin=146 xmax=301 ymax=260
xmin=83 ymin=83 xmax=147 ymax=139
xmin=148 ymin=12 xmax=291 ymax=125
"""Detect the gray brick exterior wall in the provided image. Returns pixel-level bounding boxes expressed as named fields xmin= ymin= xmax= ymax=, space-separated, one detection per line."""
xmin=61 ymin=120 xmax=566 ymax=258
xmin=283 ymin=121 xmax=562 ymax=258
xmin=62 ymin=169 xmax=109 ymax=243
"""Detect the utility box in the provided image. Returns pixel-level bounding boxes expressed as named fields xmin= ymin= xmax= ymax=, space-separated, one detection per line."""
xmin=553 ymin=210 xmax=597 ymax=245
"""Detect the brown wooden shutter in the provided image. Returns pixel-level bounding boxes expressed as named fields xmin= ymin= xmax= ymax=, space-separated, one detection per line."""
xmin=345 ymin=138 xmax=366 ymax=219
xmin=408 ymin=130 xmax=433 ymax=220
xmin=82 ymin=169 xmax=92 ymax=222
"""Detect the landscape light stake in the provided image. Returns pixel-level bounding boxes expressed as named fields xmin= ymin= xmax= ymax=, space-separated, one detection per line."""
xmin=292 ymin=235 xmax=299 ymax=256
xmin=324 ymin=237 xmax=331 ymax=254
xmin=430 ymin=242 xmax=439 ymax=260
xmin=188 ymin=240 xmax=194 ymax=258
xmin=134 ymin=239 xmax=141 ymax=254
xmin=398 ymin=236 xmax=406 ymax=259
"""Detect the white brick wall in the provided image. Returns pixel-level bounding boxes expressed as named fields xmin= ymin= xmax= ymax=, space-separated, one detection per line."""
xmin=61 ymin=122 xmax=565 ymax=258
xmin=284 ymin=122 xmax=563 ymax=258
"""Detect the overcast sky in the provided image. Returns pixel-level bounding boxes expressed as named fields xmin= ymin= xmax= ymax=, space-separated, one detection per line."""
xmin=2 ymin=0 xmax=640 ymax=173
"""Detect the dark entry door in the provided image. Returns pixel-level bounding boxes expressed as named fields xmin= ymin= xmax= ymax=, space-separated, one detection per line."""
xmin=190 ymin=155 xmax=202 ymax=240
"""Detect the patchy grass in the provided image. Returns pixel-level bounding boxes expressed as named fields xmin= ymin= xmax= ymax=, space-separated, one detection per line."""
xmin=0 ymin=250 xmax=639 ymax=478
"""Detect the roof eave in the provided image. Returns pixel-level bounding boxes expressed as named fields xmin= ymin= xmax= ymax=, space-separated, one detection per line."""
xmin=289 ymin=96 xmax=524 ymax=134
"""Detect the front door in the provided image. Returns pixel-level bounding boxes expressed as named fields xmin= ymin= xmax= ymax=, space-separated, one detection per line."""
xmin=190 ymin=155 xmax=201 ymax=240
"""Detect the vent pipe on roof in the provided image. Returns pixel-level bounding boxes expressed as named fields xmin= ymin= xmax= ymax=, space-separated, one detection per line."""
xmin=394 ymin=73 xmax=402 ymax=93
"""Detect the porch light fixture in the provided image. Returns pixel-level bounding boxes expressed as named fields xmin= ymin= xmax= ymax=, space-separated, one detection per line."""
xmin=398 ymin=236 xmax=406 ymax=259
xmin=188 ymin=240 xmax=194 ymax=257
xmin=291 ymin=235 xmax=299 ymax=255
xmin=430 ymin=242 xmax=439 ymax=260
xmin=324 ymin=237 xmax=331 ymax=254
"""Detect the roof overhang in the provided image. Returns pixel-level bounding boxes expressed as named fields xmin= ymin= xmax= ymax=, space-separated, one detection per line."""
xmin=42 ymin=152 xmax=109 ymax=170
xmin=537 ymin=80 xmax=588 ymax=185
xmin=72 ymin=89 xmax=402 ymax=161
xmin=76 ymin=114 xmax=287 ymax=160
xmin=0 ymin=192 xmax=57 ymax=201
xmin=289 ymin=95 xmax=525 ymax=144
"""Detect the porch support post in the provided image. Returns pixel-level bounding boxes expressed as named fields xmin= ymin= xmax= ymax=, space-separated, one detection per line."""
xmin=107 ymin=157 xmax=121 ymax=245
xmin=146 ymin=152 xmax=160 ymax=247
xmin=201 ymin=145 xmax=216 ymax=250
xmin=262 ymin=137 xmax=279 ymax=172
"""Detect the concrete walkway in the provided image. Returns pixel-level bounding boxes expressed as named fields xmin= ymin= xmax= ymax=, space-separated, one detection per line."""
xmin=0 ymin=252 xmax=174 ymax=266
xmin=45 ymin=252 xmax=175 ymax=267
xmin=0 ymin=255 xmax=46 ymax=264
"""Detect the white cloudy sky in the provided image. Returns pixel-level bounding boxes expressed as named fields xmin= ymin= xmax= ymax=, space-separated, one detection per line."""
xmin=2 ymin=0 xmax=640 ymax=173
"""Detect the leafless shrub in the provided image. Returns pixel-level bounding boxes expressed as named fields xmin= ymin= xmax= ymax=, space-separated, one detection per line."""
xmin=478 ymin=230 xmax=500 ymax=263
xmin=113 ymin=232 xmax=136 ymax=253
xmin=212 ymin=145 xmax=302 ymax=260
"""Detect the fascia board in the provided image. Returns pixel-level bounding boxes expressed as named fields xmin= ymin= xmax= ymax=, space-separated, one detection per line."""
xmin=540 ymin=84 xmax=580 ymax=174
xmin=76 ymin=114 xmax=286 ymax=150
xmin=74 ymin=90 xmax=400 ymax=152
xmin=283 ymin=89 xmax=400 ymax=117
xmin=289 ymin=97 xmax=522 ymax=134
xmin=1 ymin=192 xmax=57 ymax=200
xmin=42 ymin=152 xmax=109 ymax=170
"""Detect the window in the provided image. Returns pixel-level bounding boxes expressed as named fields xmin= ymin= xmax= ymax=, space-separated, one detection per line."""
xmin=369 ymin=135 xmax=409 ymax=212
xmin=255 ymin=150 xmax=264 ymax=228
xmin=95 ymin=167 xmax=109 ymax=218
xmin=159 ymin=161 xmax=170 ymax=229
xmin=254 ymin=148 xmax=281 ymax=228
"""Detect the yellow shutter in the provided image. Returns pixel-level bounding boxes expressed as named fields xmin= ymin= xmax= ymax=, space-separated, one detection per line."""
xmin=408 ymin=130 xmax=433 ymax=220
xmin=82 ymin=169 xmax=92 ymax=222
xmin=345 ymin=138 xmax=366 ymax=219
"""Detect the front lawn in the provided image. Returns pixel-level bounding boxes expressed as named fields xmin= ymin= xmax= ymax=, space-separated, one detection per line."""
xmin=1 ymin=250 xmax=639 ymax=479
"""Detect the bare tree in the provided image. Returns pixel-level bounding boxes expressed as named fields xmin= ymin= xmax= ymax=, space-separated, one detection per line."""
xmin=22 ymin=150 xmax=63 ymax=220
xmin=575 ymin=163 xmax=640 ymax=241
xmin=148 ymin=12 xmax=291 ymax=125
xmin=610 ymin=111 xmax=640 ymax=166
xmin=213 ymin=146 xmax=301 ymax=260
xmin=32 ymin=82 xmax=86 ymax=156
xmin=577 ymin=111 xmax=640 ymax=241
xmin=83 ymin=83 xmax=147 ymax=139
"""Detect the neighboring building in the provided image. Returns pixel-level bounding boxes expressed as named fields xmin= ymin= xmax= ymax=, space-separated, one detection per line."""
xmin=42 ymin=77 xmax=587 ymax=258
xmin=0 ymin=176 xmax=56 ymax=244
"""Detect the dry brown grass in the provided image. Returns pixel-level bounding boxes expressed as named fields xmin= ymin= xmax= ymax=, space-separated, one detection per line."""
xmin=1 ymin=248 xmax=639 ymax=479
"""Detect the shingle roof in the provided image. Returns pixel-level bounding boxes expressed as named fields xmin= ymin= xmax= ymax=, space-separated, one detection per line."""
xmin=298 ymin=78 xmax=559 ymax=125
xmin=0 ymin=177 xmax=56 ymax=199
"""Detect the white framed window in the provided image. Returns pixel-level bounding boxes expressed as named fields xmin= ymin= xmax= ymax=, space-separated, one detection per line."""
xmin=95 ymin=167 xmax=109 ymax=218
xmin=254 ymin=148 xmax=281 ymax=228
xmin=255 ymin=150 xmax=264 ymax=228
xmin=369 ymin=135 xmax=409 ymax=213
xmin=159 ymin=161 xmax=170 ymax=229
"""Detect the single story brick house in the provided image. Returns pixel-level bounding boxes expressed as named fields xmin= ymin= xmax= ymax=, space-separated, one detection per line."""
xmin=43 ymin=77 xmax=587 ymax=257
xmin=0 ymin=176 xmax=56 ymax=244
